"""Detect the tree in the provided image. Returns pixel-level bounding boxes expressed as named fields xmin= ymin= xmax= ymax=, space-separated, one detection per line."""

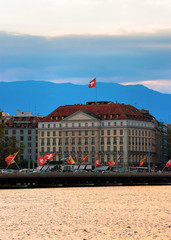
xmin=0 ymin=111 xmax=25 ymax=168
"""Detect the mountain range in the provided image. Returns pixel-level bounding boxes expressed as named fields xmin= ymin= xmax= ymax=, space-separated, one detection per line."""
xmin=0 ymin=81 xmax=171 ymax=123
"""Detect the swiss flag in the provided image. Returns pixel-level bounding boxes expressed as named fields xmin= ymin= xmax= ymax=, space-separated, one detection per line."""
xmin=89 ymin=78 xmax=96 ymax=88
xmin=45 ymin=153 xmax=56 ymax=161
xmin=38 ymin=156 xmax=46 ymax=166
xmin=95 ymin=158 xmax=101 ymax=167
xmin=166 ymin=159 xmax=171 ymax=167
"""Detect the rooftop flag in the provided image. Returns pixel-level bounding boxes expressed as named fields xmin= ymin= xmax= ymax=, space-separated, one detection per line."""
xmin=45 ymin=153 xmax=56 ymax=161
xmin=89 ymin=78 xmax=96 ymax=88
xmin=81 ymin=155 xmax=89 ymax=163
xmin=166 ymin=159 xmax=171 ymax=167
xmin=38 ymin=156 xmax=46 ymax=166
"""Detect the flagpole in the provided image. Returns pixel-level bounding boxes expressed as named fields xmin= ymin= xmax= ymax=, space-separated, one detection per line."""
xmin=148 ymin=143 xmax=150 ymax=172
xmin=96 ymin=81 xmax=97 ymax=102
xmin=123 ymin=151 xmax=124 ymax=172
xmin=94 ymin=147 xmax=96 ymax=171
xmin=63 ymin=142 xmax=65 ymax=172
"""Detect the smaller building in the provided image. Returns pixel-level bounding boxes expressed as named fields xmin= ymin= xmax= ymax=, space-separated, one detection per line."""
xmin=5 ymin=110 xmax=43 ymax=168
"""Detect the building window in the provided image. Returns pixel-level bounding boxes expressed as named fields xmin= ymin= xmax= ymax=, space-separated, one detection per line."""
xmin=85 ymin=130 xmax=88 ymax=136
xmin=79 ymin=123 xmax=81 ymax=127
xmin=47 ymin=147 xmax=50 ymax=152
xmin=113 ymin=137 xmax=117 ymax=144
xmin=41 ymin=147 xmax=44 ymax=152
xmin=48 ymin=124 xmax=50 ymax=128
xmin=53 ymin=131 xmax=56 ymax=136
xmin=20 ymin=130 xmax=23 ymax=134
xmin=107 ymin=130 xmax=110 ymax=135
xmin=101 ymin=137 xmax=104 ymax=145
xmin=108 ymin=122 xmax=110 ymax=126
xmin=120 ymin=130 xmax=123 ymax=135
xmin=107 ymin=137 xmax=110 ymax=145
xmin=12 ymin=130 xmax=16 ymax=134
xmin=92 ymin=122 xmax=94 ymax=127
xmin=113 ymin=130 xmax=116 ymax=135
xmin=53 ymin=147 xmax=56 ymax=152
xmin=47 ymin=139 xmax=50 ymax=146
xmin=72 ymin=131 xmax=75 ymax=136
xmin=92 ymin=130 xmax=95 ymax=136
xmin=53 ymin=139 xmax=56 ymax=145
xmin=65 ymin=131 xmax=68 ymax=136
xmin=85 ymin=138 xmax=88 ymax=145
xmin=91 ymin=138 xmax=95 ymax=145
xmin=5 ymin=130 xmax=8 ymax=135
xmin=20 ymin=136 xmax=24 ymax=141
xmin=59 ymin=131 xmax=62 ymax=136
xmin=101 ymin=122 xmax=104 ymax=127
xmin=41 ymin=131 xmax=44 ymax=137
xmin=41 ymin=139 xmax=44 ymax=146
xmin=28 ymin=136 xmax=31 ymax=141
xmin=114 ymin=122 xmax=116 ymax=126
xmin=121 ymin=122 xmax=123 ymax=126
xmin=42 ymin=124 xmax=44 ymax=128
xmin=79 ymin=131 xmax=81 ymax=136
xmin=72 ymin=139 xmax=75 ymax=145
xmin=78 ymin=138 xmax=81 ymax=145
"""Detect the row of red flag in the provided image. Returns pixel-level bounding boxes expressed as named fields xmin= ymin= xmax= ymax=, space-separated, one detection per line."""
xmin=4 ymin=151 xmax=171 ymax=169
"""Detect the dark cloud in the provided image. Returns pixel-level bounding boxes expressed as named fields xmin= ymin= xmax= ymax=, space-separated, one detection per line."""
xmin=0 ymin=31 xmax=171 ymax=83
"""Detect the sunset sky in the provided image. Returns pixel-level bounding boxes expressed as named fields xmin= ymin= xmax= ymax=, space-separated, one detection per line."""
xmin=0 ymin=0 xmax=171 ymax=93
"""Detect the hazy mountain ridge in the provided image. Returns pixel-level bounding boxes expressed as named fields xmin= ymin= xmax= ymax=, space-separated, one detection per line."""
xmin=0 ymin=81 xmax=171 ymax=123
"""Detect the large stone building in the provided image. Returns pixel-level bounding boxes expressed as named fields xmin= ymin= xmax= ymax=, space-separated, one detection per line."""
xmin=5 ymin=110 xmax=43 ymax=168
xmin=38 ymin=101 xmax=163 ymax=170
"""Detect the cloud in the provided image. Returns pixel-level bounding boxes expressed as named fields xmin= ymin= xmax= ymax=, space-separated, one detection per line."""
xmin=122 ymin=80 xmax=171 ymax=93
xmin=0 ymin=31 xmax=171 ymax=93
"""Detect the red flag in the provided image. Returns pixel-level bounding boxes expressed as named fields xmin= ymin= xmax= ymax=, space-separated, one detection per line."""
xmin=107 ymin=158 xmax=115 ymax=167
xmin=38 ymin=156 xmax=46 ymax=166
xmin=115 ymin=155 xmax=121 ymax=167
xmin=65 ymin=156 xmax=75 ymax=165
xmin=81 ymin=155 xmax=89 ymax=163
xmin=45 ymin=153 xmax=56 ymax=161
xmin=95 ymin=158 xmax=101 ymax=167
xmin=140 ymin=155 xmax=147 ymax=167
xmin=5 ymin=152 xmax=18 ymax=166
xmin=89 ymin=78 xmax=96 ymax=88
xmin=166 ymin=159 xmax=171 ymax=167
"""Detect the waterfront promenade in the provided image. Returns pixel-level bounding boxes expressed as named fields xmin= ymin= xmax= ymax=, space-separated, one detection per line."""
xmin=0 ymin=186 xmax=170 ymax=240
xmin=0 ymin=172 xmax=170 ymax=188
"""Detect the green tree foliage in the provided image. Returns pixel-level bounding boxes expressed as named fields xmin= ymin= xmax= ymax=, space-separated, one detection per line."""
xmin=0 ymin=111 xmax=25 ymax=168
xmin=167 ymin=125 xmax=171 ymax=160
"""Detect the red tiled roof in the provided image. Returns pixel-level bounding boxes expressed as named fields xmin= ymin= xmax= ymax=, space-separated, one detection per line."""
xmin=5 ymin=116 xmax=43 ymax=128
xmin=42 ymin=103 xmax=151 ymax=122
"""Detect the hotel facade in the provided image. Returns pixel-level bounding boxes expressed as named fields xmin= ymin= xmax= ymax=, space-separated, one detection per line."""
xmin=38 ymin=101 xmax=163 ymax=170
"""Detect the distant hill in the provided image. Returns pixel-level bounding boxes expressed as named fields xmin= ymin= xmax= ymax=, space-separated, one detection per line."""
xmin=0 ymin=81 xmax=171 ymax=123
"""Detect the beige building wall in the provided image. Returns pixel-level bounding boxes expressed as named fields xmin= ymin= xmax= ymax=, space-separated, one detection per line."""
xmin=38 ymin=111 xmax=159 ymax=169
